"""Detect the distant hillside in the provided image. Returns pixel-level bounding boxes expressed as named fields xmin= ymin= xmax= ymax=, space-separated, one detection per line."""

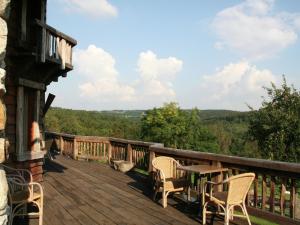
xmin=47 ymin=107 xmax=250 ymax=121
xmin=198 ymin=110 xmax=250 ymax=122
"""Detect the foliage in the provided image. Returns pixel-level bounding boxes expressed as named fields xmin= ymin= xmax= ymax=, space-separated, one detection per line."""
xmin=45 ymin=107 xmax=141 ymax=139
xmin=248 ymin=77 xmax=300 ymax=162
xmin=140 ymin=102 xmax=219 ymax=152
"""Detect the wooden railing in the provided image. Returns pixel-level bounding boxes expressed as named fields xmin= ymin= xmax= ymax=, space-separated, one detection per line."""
xmin=45 ymin=131 xmax=300 ymax=225
xmin=45 ymin=132 xmax=162 ymax=171
xmin=35 ymin=20 xmax=77 ymax=69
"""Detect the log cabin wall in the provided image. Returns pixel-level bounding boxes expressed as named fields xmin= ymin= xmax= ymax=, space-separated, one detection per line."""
xmin=0 ymin=0 xmax=11 ymax=223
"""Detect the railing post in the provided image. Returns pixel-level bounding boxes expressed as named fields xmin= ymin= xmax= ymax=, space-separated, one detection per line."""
xmin=290 ymin=179 xmax=296 ymax=219
xmin=148 ymin=150 xmax=155 ymax=173
xmin=126 ymin=143 xmax=132 ymax=163
xmin=212 ymin=161 xmax=223 ymax=192
xmin=73 ymin=137 xmax=78 ymax=160
xmin=108 ymin=141 xmax=112 ymax=164
xmin=59 ymin=136 xmax=64 ymax=155
xmin=148 ymin=149 xmax=156 ymax=186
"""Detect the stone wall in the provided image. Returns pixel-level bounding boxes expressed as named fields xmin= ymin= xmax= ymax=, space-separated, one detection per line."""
xmin=0 ymin=0 xmax=11 ymax=224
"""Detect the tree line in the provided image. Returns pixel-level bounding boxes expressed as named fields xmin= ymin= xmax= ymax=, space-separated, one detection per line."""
xmin=45 ymin=78 xmax=300 ymax=163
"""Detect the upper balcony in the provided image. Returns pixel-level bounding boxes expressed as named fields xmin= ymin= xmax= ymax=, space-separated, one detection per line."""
xmin=34 ymin=19 xmax=77 ymax=73
xmin=8 ymin=11 xmax=77 ymax=85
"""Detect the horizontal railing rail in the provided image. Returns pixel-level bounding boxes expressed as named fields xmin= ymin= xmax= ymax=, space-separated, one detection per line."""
xmin=35 ymin=20 xmax=77 ymax=69
xmin=44 ymin=131 xmax=300 ymax=224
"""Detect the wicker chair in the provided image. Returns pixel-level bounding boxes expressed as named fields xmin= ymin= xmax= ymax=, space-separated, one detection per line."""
xmin=2 ymin=164 xmax=33 ymax=183
xmin=4 ymin=165 xmax=43 ymax=225
xmin=202 ymin=173 xmax=255 ymax=225
xmin=152 ymin=156 xmax=187 ymax=208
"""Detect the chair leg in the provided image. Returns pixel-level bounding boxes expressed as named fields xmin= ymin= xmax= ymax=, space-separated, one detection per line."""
xmin=187 ymin=186 xmax=191 ymax=202
xmin=153 ymin=186 xmax=158 ymax=201
xmin=225 ymin=205 xmax=229 ymax=225
xmin=202 ymin=202 xmax=208 ymax=225
xmin=39 ymin=212 xmax=43 ymax=225
xmin=162 ymin=191 xmax=168 ymax=208
xmin=230 ymin=206 xmax=234 ymax=220
xmin=242 ymin=203 xmax=251 ymax=225
xmin=40 ymin=203 xmax=43 ymax=225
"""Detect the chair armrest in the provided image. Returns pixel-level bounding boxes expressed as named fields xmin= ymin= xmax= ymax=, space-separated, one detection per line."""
xmin=7 ymin=179 xmax=43 ymax=201
xmin=204 ymin=180 xmax=228 ymax=199
xmin=153 ymin=169 xmax=166 ymax=183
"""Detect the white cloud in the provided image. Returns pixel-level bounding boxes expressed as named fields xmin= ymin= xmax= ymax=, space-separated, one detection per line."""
xmin=73 ymin=46 xmax=183 ymax=108
xmin=135 ymin=51 xmax=183 ymax=105
xmin=74 ymin=45 xmax=135 ymax=102
xmin=62 ymin=0 xmax=118 ymax=18
xmin=212 ymin=0 xmax=300 ymax=60
xmin=200 ymin=61 xmax=278 ymax=110
xmin=137 ymin=51 xmax=183 ymax=81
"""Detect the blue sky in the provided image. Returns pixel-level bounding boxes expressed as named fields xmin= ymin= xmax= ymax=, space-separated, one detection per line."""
xmin=47 ymin=0 xmax=300 ymax=111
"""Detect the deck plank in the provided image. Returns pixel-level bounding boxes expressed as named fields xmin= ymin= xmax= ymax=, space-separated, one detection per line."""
xmin=14 ymin=155 xmax=253 ymax=225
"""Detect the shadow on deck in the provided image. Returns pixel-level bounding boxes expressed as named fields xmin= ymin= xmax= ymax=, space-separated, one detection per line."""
xmin=16 ymin=155 xmax=254 ymax=225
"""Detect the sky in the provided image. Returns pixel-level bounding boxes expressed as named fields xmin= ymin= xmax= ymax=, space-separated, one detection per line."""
xmin=46 ymin=0 xmax=300 ymax=111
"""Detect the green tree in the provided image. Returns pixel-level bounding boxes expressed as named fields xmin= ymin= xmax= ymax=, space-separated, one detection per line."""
xmin=248 ymin=77 xmax=300 ymax=162
xmin=141 ymin=102 xmax=219 ymax=152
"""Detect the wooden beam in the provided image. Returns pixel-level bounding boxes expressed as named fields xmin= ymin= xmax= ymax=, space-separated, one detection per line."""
xmin=43 ymin=93 xmax=55 ymax=117
xmin=21 ymin=0 xmax=27 ymax=41
xmin=18 ymin=78 xmax=46 ymax=90
xmin=16 ymin=87 xmax=25 ymax=159
xmin=126 ymin=144 xmax=132 ymax=163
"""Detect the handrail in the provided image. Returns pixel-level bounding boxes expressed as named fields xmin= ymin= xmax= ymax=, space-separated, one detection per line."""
xmin=149 ymin=146 xmax=300 ymax=176
xmin=35 ymin=20 xmax=77 ymax=46
xmin=34 ymin=19 xmax=77 ymax=68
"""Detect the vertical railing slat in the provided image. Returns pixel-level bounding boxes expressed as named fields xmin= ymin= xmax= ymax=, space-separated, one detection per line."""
xmin=262 ymin=175 xmax=267 ymax=210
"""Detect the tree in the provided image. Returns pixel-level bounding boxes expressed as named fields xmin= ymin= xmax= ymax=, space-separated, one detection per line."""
xmin=248 ymin=77 xmax=300 ymax=162
xmin=141 ymin=102 xmax=219 ymax=152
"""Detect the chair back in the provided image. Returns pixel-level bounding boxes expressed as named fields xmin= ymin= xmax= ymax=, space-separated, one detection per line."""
xmin=152 ymin=156 xmax=178 ymax=179
xmin=227 ymin=173 xmax=255 ymax=205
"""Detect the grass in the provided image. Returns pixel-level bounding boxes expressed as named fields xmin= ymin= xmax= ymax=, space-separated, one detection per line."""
xmin=133 ymin=168 xmax=149 ymax=176
xmin=235 ymin=211 xmax=279 ymax=225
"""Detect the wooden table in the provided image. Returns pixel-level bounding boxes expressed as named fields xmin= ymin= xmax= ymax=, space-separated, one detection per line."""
xmin=177 ymin=165 xmax=228 ymax=209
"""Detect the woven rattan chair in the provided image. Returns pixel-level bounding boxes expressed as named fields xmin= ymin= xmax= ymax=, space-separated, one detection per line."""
xmin=2 ymin=164 xmax=33 ymax=183
xmin=152 ymin=156 xmax=187 ymax=208
xmin=202 ymin=173 xmax=255 ymax=225
xmin=4 ymin=166 xmax=43 ymax=225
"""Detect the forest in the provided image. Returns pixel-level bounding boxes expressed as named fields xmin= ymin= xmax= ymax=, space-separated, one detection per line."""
xmin=45 ymin=79 xmax=300 ymax=163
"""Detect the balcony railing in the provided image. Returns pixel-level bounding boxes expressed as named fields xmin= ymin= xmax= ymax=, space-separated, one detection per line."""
xmin=35 ymin=20 xmax=77 ymax=70
xmin=45 ymin=131 xmax=300 ymax=225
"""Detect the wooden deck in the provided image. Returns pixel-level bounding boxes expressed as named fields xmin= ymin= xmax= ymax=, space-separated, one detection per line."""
xmin=17 ymin=155 xmax=256 ymax=225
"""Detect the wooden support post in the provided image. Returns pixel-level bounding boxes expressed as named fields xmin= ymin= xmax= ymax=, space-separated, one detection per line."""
xmin=280 ymin=177 xmax=287 ymax=216
xmin=127 ymin=144 xmax=133 ymax=163
xmin=254 ymin=174 xmax=259 ymax=207
xmin=21 ymin=0 xmax=28 ymax=41
xmin=60 ymin=136 xmax=64 ymax=155
xmin=262 ymin=175 xmax=267 ymax=210
xmin=290 ymin=179 xmax=296 ymax=219
xmin=148 ymin=150 xmax=155 ymax=173
xmin=269 ymin=176 xmax=275 ymax=213
xmin=212 ymin=161 xmax=223 ymax=192
xmin=16 ymin=87 xmax=25 ymax=158
xmin=108 ymin=142 xmax=112 ymax=164
xmin=148 ymin=150 xmax=156 ymax=186
xmin=73 ymin=137 xmax=78 ymax=160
